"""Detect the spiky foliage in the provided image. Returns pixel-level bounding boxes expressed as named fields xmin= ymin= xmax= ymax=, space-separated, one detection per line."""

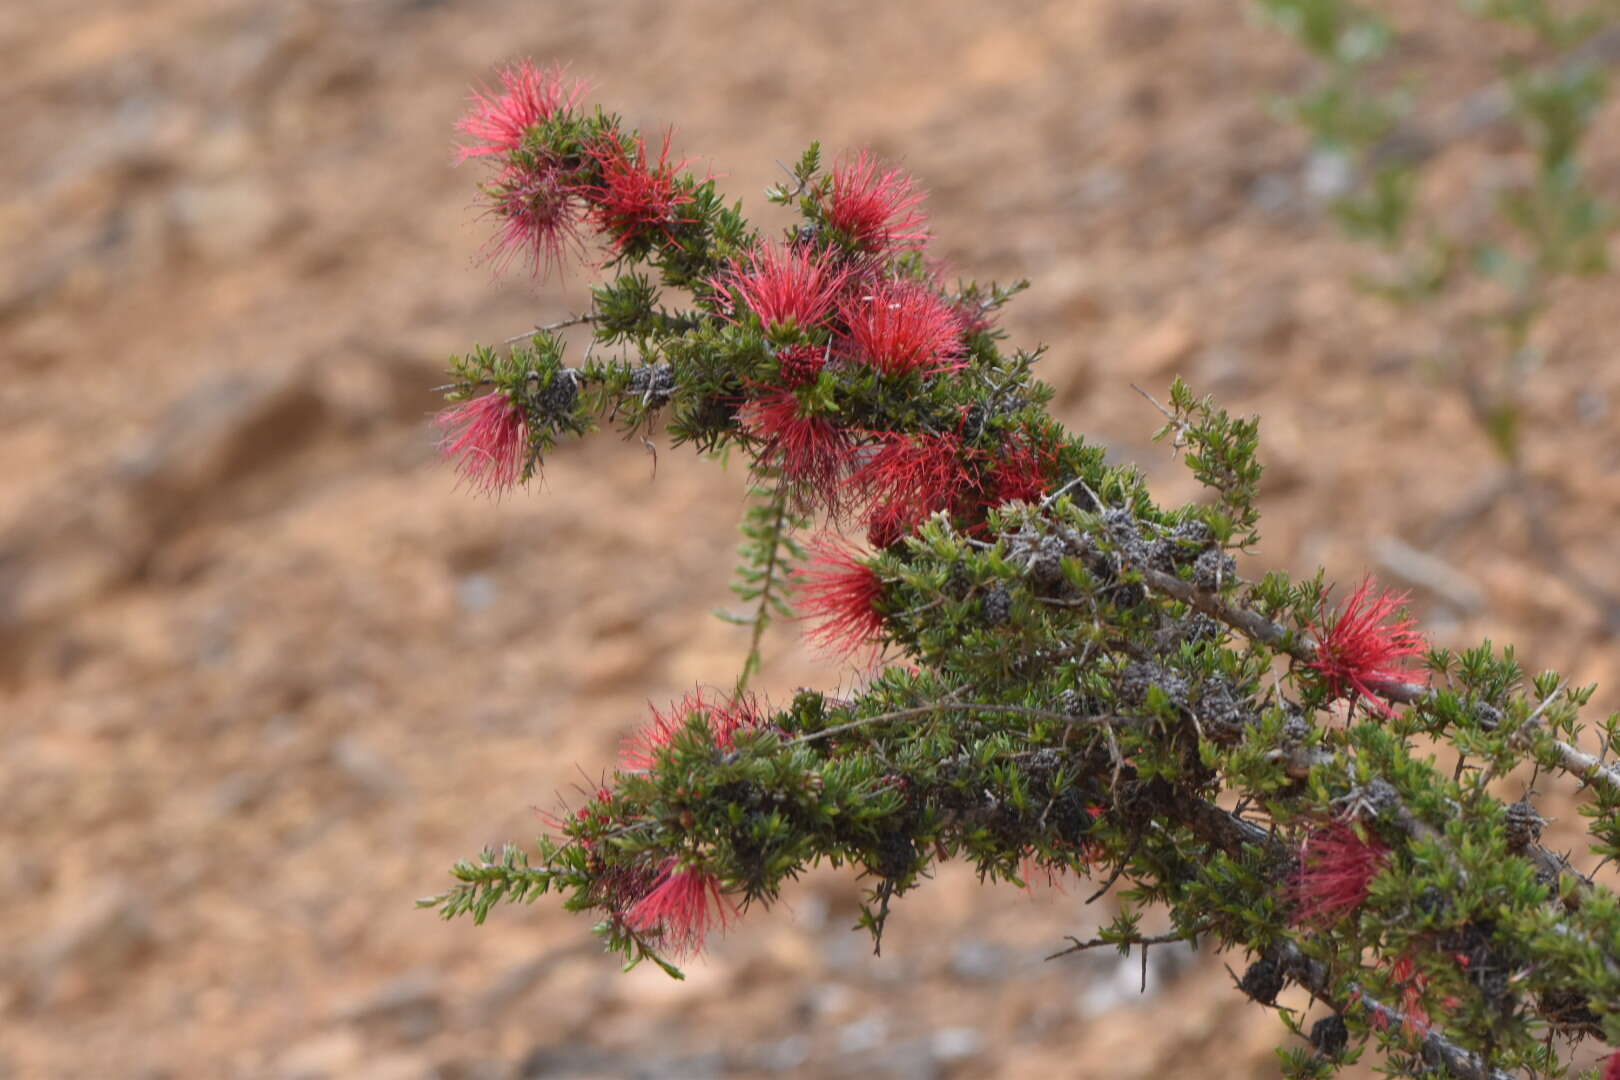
xmin=718 ymin=480 xmax=810 ymax=692
xmin=424 ymin=71 xmax=1620 ymax=1080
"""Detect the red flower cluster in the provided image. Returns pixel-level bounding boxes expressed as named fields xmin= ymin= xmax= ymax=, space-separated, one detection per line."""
xmin=1018 ymin=852 xmax=1070 ymax=893
xmin=620 ymin=688 xmax=764 ymax=772
xmin=1306 ymin=577 xmax=1428 ymax=716
xmin=435 ymin=391 xmax=529 ymax=497
xmin=455 ymin=61 xmax=587 ymax=163
xmin=980 ymin=433 xmax=1056 ymax=508
xmin=719 ymin=243 xmax=851 ymax=333
xmin=819 ymin=150 xmax=929 ymax=256
xmin=796 ymin=533 xmax=887 ymax=659
xmin=451 ymin=67 xmax=1066 ymax=626
xmin=840 ymin=280 xmax=966 ymax=377
xmin=775 ymin=343 xmax=828 ymax=388
xmin=455 ymin=62 xmax=591 ymax=282
xmin=583 ymin=130 xmax=694 ymax=253
xmin=741 ymin=388 xmax=855 ymax=513
xmin=1387 ymin=952 xmax=1432 ymax=1037
xmin=1292 ymin=821 xmax=1389 ymax=926
xmin=458 ymin=63 xmax=698 ymax=281
xmin=1606 ymin=1051 xmax=1620 ymax=1080
xmin=481 ymin=165 xmax=585 ymax=281
xmin=851 ymin=431 xmax=967 ymax=548
xmin=624 ymin=858 xmax=737 ymax=959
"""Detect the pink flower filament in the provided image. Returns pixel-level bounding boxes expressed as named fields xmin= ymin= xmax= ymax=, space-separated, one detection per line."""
xmin=840 ymin=281 xmax=966 ymax=378
xmin=625 ymin=858 xmax=736 ymax=959
xmin=1292 ymin=821 xmax=1389 ymax=926
xmin=820 ymin=150 xmax=930 ymax=256
xmin=795 ymin=533 xmax=887 ymax=659
xmin=620 ymin=688 xmax=763 ymax=772
xmin=717 ymin=244 xmax=851 ymax=334
xmin=455 ymin=61 xmax=588 ymax=163
xmin=1307 ymin=576 xmax=1428 ymax=716
xmin=435 ymin=391 xmax=529 ymax=496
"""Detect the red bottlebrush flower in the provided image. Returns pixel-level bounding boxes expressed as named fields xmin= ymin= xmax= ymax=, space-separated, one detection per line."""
xmin=1388 ymin=952 xmax=1431 ymax=1037
xmin=740 ymin=388 xmax=855 ymax=514
xmin=620 ymin=688 xmax=764 ymax=772
xmin=594 ymin=860 xmax=665 ymax=920
xmin=864 ymin=501 xmax=920 ymax=551
xmin=840 ymin=281 xmax=966 ymax=378
xmin=1306 ymin=577 xmax=1429 ymax=716
xmin=1604 ymin=1051 xmax=1620 ymax=1080
xmin=796 ymin=533 xmax=887 ymax=659
xmin=717 ymin=243 xmax=851 ymax=334
xmin=581 ymin=129 xmax=694 ymax=252
xmin=1018 ymin=834 xmax=1103 ymax=893
xmin=819 ymin=150 xmax=929 ymax=256
xmin=455 ymin=61 xmax=588 ymax=163
xmin=480 ymin=161 xmax=586 ymax=281
xmin=625 ymin=858 xmax=737 ymax=959
xmin=982 ymin=434 xmax=1054 ymax=508
xmin=1019 ymin=851 xmax=1070 ymax=893
xmin=775 ymin=343 xmax=828 ymax=389
xmin=850 ymin=431 xmax=967 ymax=547
xmin=1292 ymin=822 xmax=1389 ymax=927
xmin=435 ymin=391 xmax=529 ymax=496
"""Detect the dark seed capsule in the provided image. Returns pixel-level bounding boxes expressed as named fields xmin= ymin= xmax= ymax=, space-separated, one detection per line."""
xmin=1309 ymin=1014 xmax=1348 ymax=1057
xmin=1239 ymin=956 xmax=1284 ymax=1006
xmin=981 ymin=585 xmax=1013 ymax=627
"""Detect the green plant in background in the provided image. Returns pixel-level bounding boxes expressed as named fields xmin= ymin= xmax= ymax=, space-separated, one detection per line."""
xmin=1256 ymin=0 xmax=1620 ymax=630
xmin=423 ymin=62 xmax=1620 ymax=1078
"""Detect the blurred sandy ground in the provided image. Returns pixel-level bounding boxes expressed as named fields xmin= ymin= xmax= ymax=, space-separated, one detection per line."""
xmin=3 ymin=1 xmax=1619 ymax=1077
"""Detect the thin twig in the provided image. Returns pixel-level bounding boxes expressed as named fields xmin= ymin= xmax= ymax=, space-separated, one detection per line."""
xmin=1041 ymin=474 xmax=1103 ymax=513
xmin=504 ymin=312 xmax=601 ymax=345
xmin=1137 ymin=566 xmax=1295 ymax=652
xmin=1131 ymin=382 xmax=1187 ymax=450
xmin=1045 ymin=928 xmax=1198 ymax=961
xmin=1476 ymin=678 xmax=1567 ymax=793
